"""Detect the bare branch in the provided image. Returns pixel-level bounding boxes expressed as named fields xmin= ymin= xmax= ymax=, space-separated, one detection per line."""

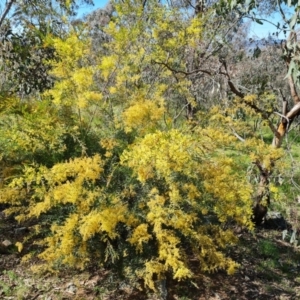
xmin=277 ymin=0 xmax=289 ymax=25
xmin=282 ymin=99 xmax=287 ymax=116
xmin=0 ymin=0 xmax=15 ymax=29
xmin=230 ymin=126 xmax=245 ymax=142
xmin=152 ymin=60 xmax=212 ymax=76
xmin=286 ymin=102 xmax=300 ymax=119
xmin=172 ymin=103 xmax=190 ymax=124
xmin=219 ymin=59 xmax=244 ymax=98
xmin=274 ymin=111 xmax=290 ymax=123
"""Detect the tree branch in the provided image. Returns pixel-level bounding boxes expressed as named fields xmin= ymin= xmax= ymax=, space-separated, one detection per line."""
xmin=230 ymin=126 xmax=245 ymax=142
xmin=219 ymin=59 xmax=244 ymax=98
xmin=282 ymin=31 xmax=300 ymax=104
xmin=220 ymin=59 xmax=279 ymax=137
xmin=277 ymin=0 xmax=289 ymax=25
xmin=278 ymin=88 xmax=288 ymax=116
xmin=286 ymin=102 xmax=300 ymax=120
xmin=152 ymin=60 xmax=212 ymax=76
xmin=288 ymin=74 xmax=300 ymax=104
xmin=0 ymin=0 xmax=15 ymax=29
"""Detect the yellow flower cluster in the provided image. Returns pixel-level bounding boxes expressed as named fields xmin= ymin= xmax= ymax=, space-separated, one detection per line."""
xmin=45 ymin=32 xmax=102 ymax=109
xmin=122 ymin=99 xmax=165 ymax=133
xmin=120 ymin=125 xmax=255 ymax=287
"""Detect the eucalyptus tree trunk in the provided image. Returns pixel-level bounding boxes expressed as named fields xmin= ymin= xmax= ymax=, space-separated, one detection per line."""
xmin=220 ymin=47 xmax=300 ymax=224
xmin=272 ymin=32 xmax=300 ymax=148
xmin=272 ymin=77 xmax=300 ymax=148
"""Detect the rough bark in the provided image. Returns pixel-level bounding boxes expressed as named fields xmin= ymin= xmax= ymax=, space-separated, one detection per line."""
xmin=252 ymin=163 xmax=271 ymax=225
xmin=272 ymin=93 xmax=300 ymax=148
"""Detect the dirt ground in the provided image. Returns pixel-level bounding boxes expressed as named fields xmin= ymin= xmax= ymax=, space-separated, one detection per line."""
xmin=1 ymin=211 xmax=300 ymax=300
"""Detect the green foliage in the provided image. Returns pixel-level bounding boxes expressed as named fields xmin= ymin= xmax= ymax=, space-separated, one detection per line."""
xmin=258 ymin=240 xmax=280 ymax=260
xmin=0 ymin=0 xmax=94 ymax=94
xmin=0 ymin=25 xmax=57 ymax=94
xmin=0 ymin=270 xmax=30 ymax=299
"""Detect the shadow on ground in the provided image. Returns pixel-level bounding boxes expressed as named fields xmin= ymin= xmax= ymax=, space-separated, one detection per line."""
xmin=1 ymin=211 xmax=300 ymax=299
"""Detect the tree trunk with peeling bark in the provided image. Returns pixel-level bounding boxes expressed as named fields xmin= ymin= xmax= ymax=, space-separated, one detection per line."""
xmin=272 ymin=85 xmax=300 ymax=148
xmin=221 ymin=37 xmax=300 ymax=225
xmin=272 ymin=35 xmax=300 ymax=148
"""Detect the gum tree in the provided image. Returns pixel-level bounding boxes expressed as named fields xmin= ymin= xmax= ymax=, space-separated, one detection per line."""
xmin=0 ymin=0 xmax=93 ymax=94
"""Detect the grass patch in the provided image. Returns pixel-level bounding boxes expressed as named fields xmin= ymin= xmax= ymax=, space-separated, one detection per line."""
xmin=0 ymin=270 xmax=31 ymax=299
xmin=258 ymin=240 xmax=280 ymax=259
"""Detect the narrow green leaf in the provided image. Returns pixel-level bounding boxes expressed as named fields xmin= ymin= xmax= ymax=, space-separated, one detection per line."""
xmin=255 ymin=18 xmax=263 ymax=25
